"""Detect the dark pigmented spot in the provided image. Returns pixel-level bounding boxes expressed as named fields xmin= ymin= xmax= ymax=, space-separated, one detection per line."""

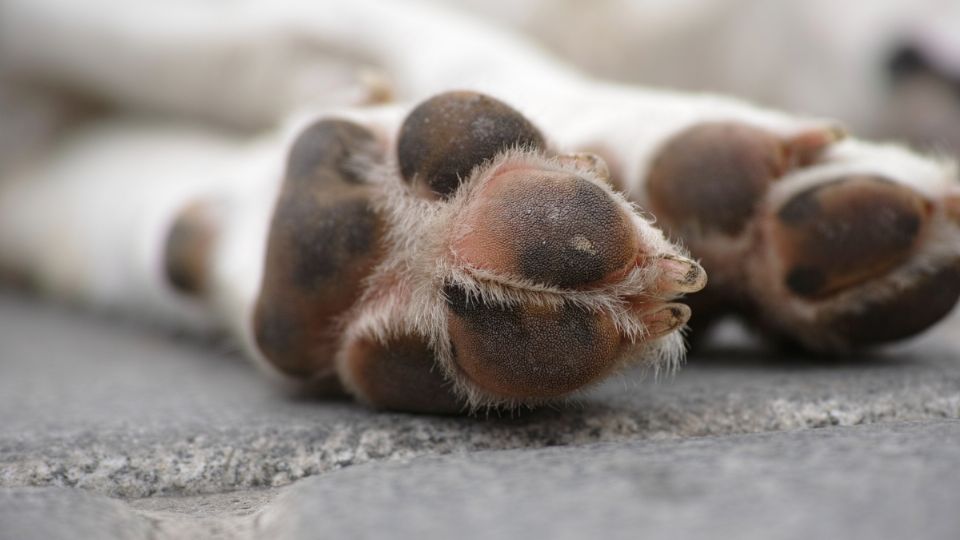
xmin=253 ymin=119 xmax=385 ymax=378
xmin=647 ymin=122 xmax=786 ymax=236
xmin=275 ymin=195 xmax=380 ymax=290
xmin=774 ymin=175 xmax=929 ymax=299
xmin=896 ymin=212 xmax=921 ymax=238
xmin=397 ymin=91 xmax=545 ymax=198
xmin=344 ymin=335 xmax=463 ymax=414
xmin=826 ymin=261 xmax=960 ymax=346
xmin=785 ymin=266 xmax=827 ymax=298
xmin=444 ymin=284 xmax=621 ymax=399
xmin=777 ymin=187 xmax=821 ymax=225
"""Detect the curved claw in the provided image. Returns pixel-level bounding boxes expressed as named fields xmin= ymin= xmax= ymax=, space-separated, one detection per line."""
xmin=640 ymin=303 xmax=692 ymax=340
xmin=656 ymin=254 xmax=708 ymax=295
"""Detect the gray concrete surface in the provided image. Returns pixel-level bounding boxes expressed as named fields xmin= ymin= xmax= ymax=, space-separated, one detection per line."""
xmin=259 ymin=420 xmax=960 ymax=540
xmin=1 ymin=294 xmax=959 ymax=538
xmin=3 ymin=421 xmax=959 ymax=540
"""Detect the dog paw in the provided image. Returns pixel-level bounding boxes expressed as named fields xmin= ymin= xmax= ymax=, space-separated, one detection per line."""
xmin=252 ymin=91 xmax=706 ymax=411
xmin=644 ymin=121 xmax=960 ymax=351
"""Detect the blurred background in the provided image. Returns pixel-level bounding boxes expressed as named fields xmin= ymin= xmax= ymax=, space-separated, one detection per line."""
xmin=456 ymin=0 xmax=960 ymax=155
xmin=2 ymin=0 xmax=960 ymax=180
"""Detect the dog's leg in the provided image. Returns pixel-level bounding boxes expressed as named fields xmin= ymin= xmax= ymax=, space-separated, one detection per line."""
xmin=0 ymin=0 xmax=585 ymax=128
xmin=0 ymin=91 xmax=703 ymax=410
xmin=0 ymin=0 xmax=397 ymax=129
xmin=0 ymin=120 xmax=266 ymax=331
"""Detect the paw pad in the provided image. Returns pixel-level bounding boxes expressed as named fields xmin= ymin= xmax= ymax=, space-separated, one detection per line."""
xmin=774 ymin=175 xmax=929 ymax=299
xmin=342 ymin=335 xmax=463 ymax=413
xmin=164 ymin=202 xmax=219 ymax=295
xmin=647 ymin=122 xmax=787 ymax=237
xmin=253 ymin=119 xmax=386 ymax=377
xmin=252 ymin=95 xmax=701 ymax=408
xmin=444 ymin=284 xmax=621 ymax=399
xmin=398 ymin=91 xmax=545 ymax=198
xmin=452 ymin=168 xmax=639 ymax=288
xmin=824 ymin=262 xmax=960 ymax=346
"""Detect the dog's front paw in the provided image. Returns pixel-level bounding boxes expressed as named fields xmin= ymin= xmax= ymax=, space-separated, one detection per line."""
xmin=252 ymin=91 xmax=705 ymax=412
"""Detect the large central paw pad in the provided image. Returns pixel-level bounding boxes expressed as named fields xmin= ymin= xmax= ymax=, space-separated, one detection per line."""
xmin=452 ymin=168 xmax=640 ymax=288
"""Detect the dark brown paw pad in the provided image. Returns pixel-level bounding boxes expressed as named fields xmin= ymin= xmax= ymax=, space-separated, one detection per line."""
xmin=286 ymin=118 xmax=380 ymax=185
xmin=342 ymin=335 xmax=464 ymax=414
xmin=822 ymin=260 xmax=960 ymax=347
xmin=398 ymin=91 xmax=545 ymax=199
xmin=646 ymin=122 xmax=842 ymax=239
xmin=773 ymin=175 xmax=931 ymax=299
xmin=451 ymin=167 xmax=640 ymax=288
xmin=253 ymin=119 xmax=386 ymax=377
xmin=646 ymin=122 xmax=788 ymax=237
xmin=164 ymin=201 xmax=220 ymax=295
xmin=444 ymin=284 xmax=621 ymax=399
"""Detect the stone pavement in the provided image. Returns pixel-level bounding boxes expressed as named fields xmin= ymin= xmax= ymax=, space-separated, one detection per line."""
xmin=1 ymin=295 xmax=959 ymax=539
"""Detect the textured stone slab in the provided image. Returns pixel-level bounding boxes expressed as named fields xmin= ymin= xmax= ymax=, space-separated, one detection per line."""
xmin=0 ymin=487 xmax=152 ymax=540
xmin=1 ymin=295 xmax=959 ymax=496
xmin=260 ymin=420 xmax=960 ymax=540
xmin=3 ymin=421 xmax=959 ymax=540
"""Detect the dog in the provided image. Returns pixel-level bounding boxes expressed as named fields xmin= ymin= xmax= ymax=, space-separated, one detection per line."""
xmin=1 ymin=0 xmax=958 ymax=412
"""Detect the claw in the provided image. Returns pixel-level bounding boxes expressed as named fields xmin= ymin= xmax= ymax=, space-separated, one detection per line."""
xmin=640 ymin=303 xmax=691 ymax=339
xmin=655 ymin=254 xmax=707 ymax=294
